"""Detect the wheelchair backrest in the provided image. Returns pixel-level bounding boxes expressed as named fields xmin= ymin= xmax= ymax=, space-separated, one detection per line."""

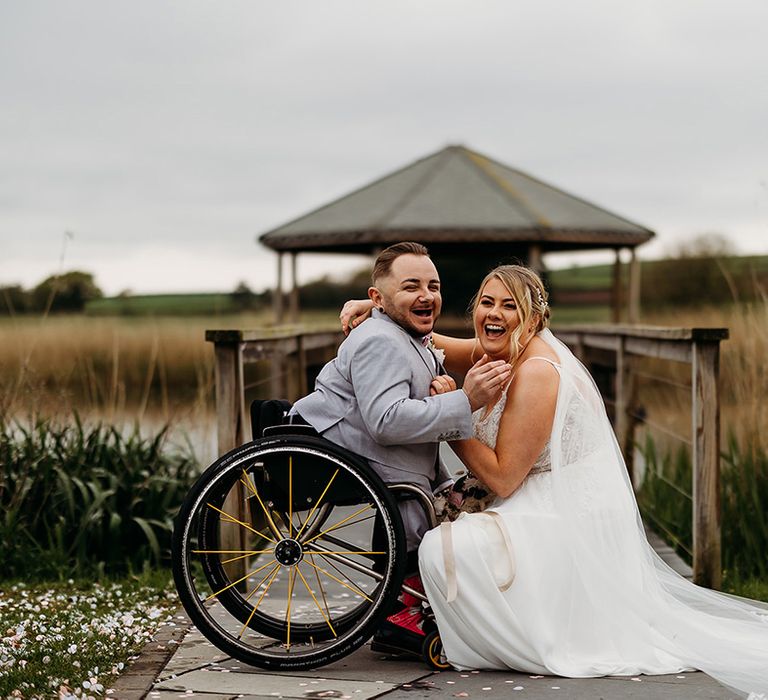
xmin=250 ymin=399 xmax=293 ymax=438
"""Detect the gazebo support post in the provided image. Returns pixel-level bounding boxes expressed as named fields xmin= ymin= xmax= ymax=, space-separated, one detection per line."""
xmin=273 ymin=252 xmax=284 ymax=324
xmin=528 ymin=243 xmax=543 ymax=273
xmin=628 ymin=248 xmax=641 ymax=323
xmin=289 ymin=252 xmax=299 ymax=323
xmin=611 ymin=249 xmax=623 ymax=323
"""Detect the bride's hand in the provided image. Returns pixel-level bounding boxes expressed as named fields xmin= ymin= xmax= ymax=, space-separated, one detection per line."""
xmin=462 ymin=354 xmax=513 ymax=411
xmin=340 ymin=299 xmax=375 ymax=335
xmin=430 ymin=375 xmax=457 ymax=396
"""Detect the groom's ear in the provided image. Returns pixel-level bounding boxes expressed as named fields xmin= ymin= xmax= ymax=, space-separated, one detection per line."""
xmin=368 ymin=286 xmax=383 ymax=309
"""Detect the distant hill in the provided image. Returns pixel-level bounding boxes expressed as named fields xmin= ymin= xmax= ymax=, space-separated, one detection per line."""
xmin=549 ymin=254 xmax=768 ymax=307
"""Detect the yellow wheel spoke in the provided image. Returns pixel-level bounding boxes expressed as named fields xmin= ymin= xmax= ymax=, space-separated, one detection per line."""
xmin=205 ymin=570 xmax=252 ymax=602
xmin=205 ymin=557 xmax=277 ymax=602
xmin=304 ymin=559 xmax=373 ymax=603
xmin=238 ymin=563 xmax=281 ymax=639
xmin=295 ymin=565 xmax=336 ymax=638
xmin=206 ymin=502 xmax=277 ymax=544
xmin=304 ymin=504 xmax=373 ymax=544
xmin=309 ymin=554 xmax=332 ymax=626
xmin=221 ymin=552 xmax=264 ymax=565
xmin=295 ymin=469 xmax=339 ymax=540
xmin=192 ymin=549 xmax=274 ymax=555
xmin=285 ymin=567 xmax=297 ymax=650
xmin=304 ymin=550 xmax=386 ymax=556
xmin=240 ymin=469 xmax=284 ymax=539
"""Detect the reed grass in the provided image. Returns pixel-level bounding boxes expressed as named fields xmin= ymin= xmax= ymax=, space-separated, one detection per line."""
xmin=644 ymin=299 xmax=768 ymax=454
xmin=0 ymin=315 xmax=218 ymax=419
xmin=0 ymin=310 xmax=339 ymax=421
xmin=0 ymin=415 xmax=199 ymax=580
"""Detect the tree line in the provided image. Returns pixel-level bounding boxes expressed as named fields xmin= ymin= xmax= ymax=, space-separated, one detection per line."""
xmin=4 ymin=236 xmax=764 ymax=316
xmin=1 ymin=271 xmax=103 ymax=314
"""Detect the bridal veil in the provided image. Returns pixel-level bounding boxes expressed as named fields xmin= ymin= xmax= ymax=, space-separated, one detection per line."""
xmin=542 ymin=327 xmax=768 ymax=698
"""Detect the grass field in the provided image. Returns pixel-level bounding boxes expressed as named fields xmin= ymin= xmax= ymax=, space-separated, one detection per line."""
xmin=86 ymin=292 xmax=245 ymax=316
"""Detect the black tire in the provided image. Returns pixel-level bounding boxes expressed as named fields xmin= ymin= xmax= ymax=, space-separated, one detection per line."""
xmin=172 ymin=434 xmax=406 ymax=670
xmin=422 ymin=630 xmax=451 ymax=670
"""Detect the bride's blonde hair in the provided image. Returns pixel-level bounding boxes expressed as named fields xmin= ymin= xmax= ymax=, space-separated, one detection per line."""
xmin=469 ymin=265 xmax=551 ymax=367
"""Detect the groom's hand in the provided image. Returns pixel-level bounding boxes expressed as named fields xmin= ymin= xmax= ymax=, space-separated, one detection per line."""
xmin=430 ymin=375 xmax=457 ymax=395
xmin=462 ymin=355 xmax=513 ymax=411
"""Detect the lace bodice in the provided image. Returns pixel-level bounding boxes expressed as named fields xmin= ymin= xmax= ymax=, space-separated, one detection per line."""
xmin=471 ymin=357 xmax=558 ymax=476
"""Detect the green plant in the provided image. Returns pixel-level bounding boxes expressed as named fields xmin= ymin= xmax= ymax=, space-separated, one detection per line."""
xmin=636 ymin=434 xmax=693 ymax=562
xmin=720 ymin=435 xmax=768 ymax=580
xmin=637 ymin=433 xmax=768 ymax=580
xmin=0 ymin=416 xmax=199 ymax=580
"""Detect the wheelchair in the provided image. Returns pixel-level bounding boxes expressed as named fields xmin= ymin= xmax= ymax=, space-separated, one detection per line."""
xmin=172 ymin=400 xmax=449 ymax=671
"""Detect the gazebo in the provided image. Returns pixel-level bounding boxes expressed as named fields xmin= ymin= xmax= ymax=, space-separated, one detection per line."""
xmin=258 ymin=144 xmax=654 ymax=322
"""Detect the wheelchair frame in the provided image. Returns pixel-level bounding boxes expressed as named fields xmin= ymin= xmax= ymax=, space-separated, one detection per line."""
xmin=172 ymin=421 xmax=447 ymax=671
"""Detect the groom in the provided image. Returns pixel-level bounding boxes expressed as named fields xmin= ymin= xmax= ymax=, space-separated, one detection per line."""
xmin=291 ymin=242 xmax=511 ymax=651
xmin=292 ymin=242 xmax=508 ymax=552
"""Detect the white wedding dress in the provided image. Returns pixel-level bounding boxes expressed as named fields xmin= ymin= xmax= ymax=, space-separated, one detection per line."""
xmin=419 ymin=329 xmax=768 ymax=699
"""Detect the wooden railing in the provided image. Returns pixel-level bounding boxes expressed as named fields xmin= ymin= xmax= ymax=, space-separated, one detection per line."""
xmin=207 ymin=323 xmax=728 ymax=589
xmin=205 ymin=327 xmax=345 ymax=454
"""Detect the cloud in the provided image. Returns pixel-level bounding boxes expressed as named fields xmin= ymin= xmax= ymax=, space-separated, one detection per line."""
xmin=1 ymin=0 xmax=767 ymax=294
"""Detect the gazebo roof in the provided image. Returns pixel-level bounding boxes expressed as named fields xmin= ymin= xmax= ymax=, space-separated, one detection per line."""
xmin=258 ymin=145 xmax=654 ymax=254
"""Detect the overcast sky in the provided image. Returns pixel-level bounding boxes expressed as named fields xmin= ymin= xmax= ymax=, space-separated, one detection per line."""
xmin=2 ymin=0 xmax=767 ymax=296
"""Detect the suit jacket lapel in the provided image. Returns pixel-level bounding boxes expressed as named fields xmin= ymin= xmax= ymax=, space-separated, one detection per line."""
xmin=408 ymin=336 xmax=438 ymax=377
xmin=372 ymin=309 xmax=438 ymax=379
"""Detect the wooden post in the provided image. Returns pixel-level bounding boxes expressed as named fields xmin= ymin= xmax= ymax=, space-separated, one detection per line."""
xmin=528 ymin=243 xmax=543 ymax=273
xmin=273 ymin=252 xmax=284 ymax=324
xmin=213 ymin=340 xmax=248 ymax=580
xmin=628 ymin=248 xmax=641 ymax=324
xmin=289 ymin=252 xmax=299 ymax=323
xmin=614 ymin=336 xmax=632 ymax=478
xmin=691 ymin=341 xmax=722 ymax=589
xmin=270 ymin=351 xmax=287 ymax=399
xmin=611 ymin=249 xmax=622 ymax=323
xmin=297 ymin=334 xmax=308 ymax=397
xmin=572 ymin=331 xmax=586 ymax=363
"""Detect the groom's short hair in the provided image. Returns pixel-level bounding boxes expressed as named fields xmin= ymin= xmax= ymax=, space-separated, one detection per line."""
xmin=372 ymin=242 xmax=430 ymax=284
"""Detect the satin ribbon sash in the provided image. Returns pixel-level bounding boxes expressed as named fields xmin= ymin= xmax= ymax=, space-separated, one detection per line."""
xmin=440 ymin=510 xmax=516 ymax=603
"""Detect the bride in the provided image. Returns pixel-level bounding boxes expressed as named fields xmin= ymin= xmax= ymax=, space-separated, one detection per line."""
xmin=343 ymin=264 xmax=768 ymax=699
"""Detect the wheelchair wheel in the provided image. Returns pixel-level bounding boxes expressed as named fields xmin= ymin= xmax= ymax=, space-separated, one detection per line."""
xmin=172 ymin=433 xmax=407 ymax=670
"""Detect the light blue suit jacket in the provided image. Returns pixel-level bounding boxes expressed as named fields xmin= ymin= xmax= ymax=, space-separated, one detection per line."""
xmin=292 ymin=311 xmax=472 ymax=546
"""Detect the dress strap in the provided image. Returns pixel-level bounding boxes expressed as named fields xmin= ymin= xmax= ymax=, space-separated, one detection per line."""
xmin=440 ymin=512 xmax=516 ymax=604
xmin=485 ymin=511 xmax=516 ymax=591
xmin=519 ymin=356 xmax=561 ymax=371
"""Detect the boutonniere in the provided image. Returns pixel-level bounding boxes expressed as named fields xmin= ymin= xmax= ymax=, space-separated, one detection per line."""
xmin=428 ymin=337 xmax=446 ymax=365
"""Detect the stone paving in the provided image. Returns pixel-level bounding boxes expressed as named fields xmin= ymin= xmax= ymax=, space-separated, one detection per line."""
xmin=143 ymin=623 xmax=736 ymax=700
xmin=121 ymin=528 xmax=736 ymax=700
